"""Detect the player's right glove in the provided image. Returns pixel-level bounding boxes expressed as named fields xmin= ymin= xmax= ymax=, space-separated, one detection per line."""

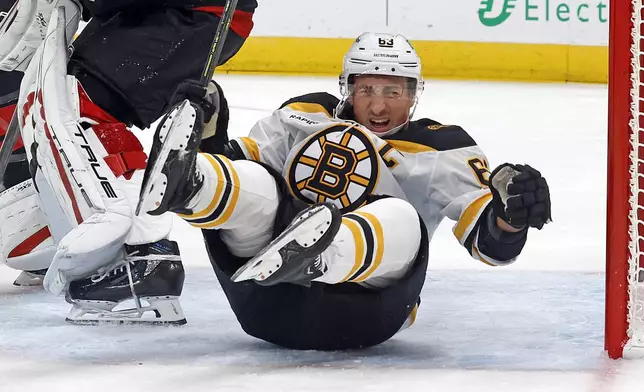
xmin=489 ymin=163 xmax=552 ymax=230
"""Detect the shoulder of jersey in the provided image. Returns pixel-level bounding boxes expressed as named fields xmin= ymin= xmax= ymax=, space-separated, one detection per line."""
xmin=385 ymin=118 xmax=478 ymax=151
xmin=279 ymin=92 xmax=340 ymax=118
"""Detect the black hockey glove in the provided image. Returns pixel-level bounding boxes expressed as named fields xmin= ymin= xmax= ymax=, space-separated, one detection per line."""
xmin=169 ymin=79 xmax=217 ymax=122
xmin=489 ymin=163 xmax=552 ymax=230
xmin=169 ymin=80 xmax=230 ymax=155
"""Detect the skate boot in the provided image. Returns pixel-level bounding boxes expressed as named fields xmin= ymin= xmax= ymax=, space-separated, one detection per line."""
xmin=232 ymin=203 xmax=342 ymax=287
xmin=13 ymin=268 xmax=47 ymax=287
xmin=65 ymin=239 xmax=186 ymax=325
xmin=136 ymin=99 xmax=205 ymax=216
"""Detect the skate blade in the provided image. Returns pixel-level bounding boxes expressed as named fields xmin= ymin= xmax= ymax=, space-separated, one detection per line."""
xmin=12 ymin=281 xmax=44 ymax=288
xmin=231 ymin=204 xmax=333 ymax=283
xmin=65 ymin=296 xmax=187 ymax=326
xmin=136 ymin=100 xmax=192 ymax=216
xmin=12 ymin=272 xmax=44 ymax=287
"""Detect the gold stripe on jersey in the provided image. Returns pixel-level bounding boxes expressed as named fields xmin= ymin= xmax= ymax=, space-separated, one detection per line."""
xmin=206 ymin=156 xmax=241 ymax=227
xmin=453 ymin=192 xmax=493 ymax=242
xmin=351 ymin=211 xmax=385 ymax=282
xmin=178 ymin=153 xmax=225 ymax=219
xmin=239 ymin=137 xmax=260 ymax=161
xmin=472 ymin=244 xmax=497 ymax=267
xmin=386 ymin=140 xmax=436 ymax=154
xmin=340 ymin=217 xmax=366 ymax=282
xmin=186 ymin=156 xmax=241 ymax=229
xmin=409 ymin=303 xmax=419 ymax=326
xmin=286 ymin=102 xmax=332 ymax=117
xmin=341 ymin=213 xmax=377 ymax=282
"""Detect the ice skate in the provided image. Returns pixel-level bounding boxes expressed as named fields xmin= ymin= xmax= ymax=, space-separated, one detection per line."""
xmin=65 ymin=239 xmax=186 ymax=325
xmin=136 ymin=100 xmax=205 ymax=216
xmin=13 ymin=269 xmax=47 ymax=287
xmin=232 ymin=203 xmax=342 ymax=287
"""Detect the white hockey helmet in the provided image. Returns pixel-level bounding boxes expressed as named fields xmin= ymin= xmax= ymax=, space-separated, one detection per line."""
xmin=336 ymin=32 xmax=424 ymax=133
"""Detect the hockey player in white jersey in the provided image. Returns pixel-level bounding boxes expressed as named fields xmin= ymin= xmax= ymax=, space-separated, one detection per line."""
xmin=138 ymin=32 xmax=552 ymax=349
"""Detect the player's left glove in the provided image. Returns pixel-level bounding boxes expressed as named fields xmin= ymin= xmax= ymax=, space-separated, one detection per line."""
xmin=489 ymin=163 xmax=552 ymax=230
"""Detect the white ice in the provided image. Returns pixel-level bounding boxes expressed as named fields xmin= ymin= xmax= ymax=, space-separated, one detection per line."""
xmin=1 ymin=76 xmax=641 ymax=392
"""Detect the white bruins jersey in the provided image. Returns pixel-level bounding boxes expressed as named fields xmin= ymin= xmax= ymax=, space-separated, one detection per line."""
xmin=230 ymin=92 xmax=506 ymax=266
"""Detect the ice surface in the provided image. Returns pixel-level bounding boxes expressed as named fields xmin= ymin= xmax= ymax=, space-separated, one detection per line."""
xmin=1 ymin=76 xmax=642 ymax=391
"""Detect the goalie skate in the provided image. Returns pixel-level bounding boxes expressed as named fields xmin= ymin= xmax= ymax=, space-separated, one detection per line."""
xmin=231 ymin=203 xmax=342 ymax=286
xmin=65 ymin=239 xmax=186 ymax=325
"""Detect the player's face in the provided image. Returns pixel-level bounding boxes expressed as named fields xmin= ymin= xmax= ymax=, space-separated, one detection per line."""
xmin=351 ymin=75 xmax=415 ymax=135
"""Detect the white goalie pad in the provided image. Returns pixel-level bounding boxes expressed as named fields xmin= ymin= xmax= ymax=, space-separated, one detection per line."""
xmin=18 ymin=7 xmax=133 ymax=294
xmin=0 ymin=179 xmax=55 ymax=271
xmin=0 ymin=0 xmax=80 ymax=72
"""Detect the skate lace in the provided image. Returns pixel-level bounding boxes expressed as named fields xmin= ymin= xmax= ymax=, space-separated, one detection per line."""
xmin=88 ymin=257 xmax=145 ymax=316
xmin=90 ymin=260 xmax=135 ymax=283
xmin=88 ymin=249 xmax=180 ymax=284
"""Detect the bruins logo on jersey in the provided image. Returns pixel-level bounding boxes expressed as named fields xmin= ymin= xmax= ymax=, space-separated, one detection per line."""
xmin=288 ymin=125 xmax=379 ymax=212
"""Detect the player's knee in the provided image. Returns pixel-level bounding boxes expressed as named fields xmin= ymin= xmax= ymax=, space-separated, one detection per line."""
xmin=385 ymin=197 xmax=419 ymax=222
xmin=383 ymin=198 xmax=422 ymax=256
xmin=370 ymin=197 xmax=420 ymax=228
xmin=362 ymin=197 xmax=422 ymax=255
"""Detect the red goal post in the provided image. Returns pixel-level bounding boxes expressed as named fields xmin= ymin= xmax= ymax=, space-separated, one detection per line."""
xmin=606 ymin=0 xmax=644 ymax=360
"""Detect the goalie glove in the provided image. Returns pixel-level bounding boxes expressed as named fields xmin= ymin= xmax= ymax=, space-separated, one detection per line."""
xmin=489 ymin=163 xmax=552 ymax=230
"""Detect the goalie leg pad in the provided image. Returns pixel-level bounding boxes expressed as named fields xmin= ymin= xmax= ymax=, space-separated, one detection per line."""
xmin=0 ymin=0 xmax=81 ymax=72
xmin=76 ymin=84 xmax=173 ymax=246
xmin=17 ymin=8 xmax=171 ymax=294
xmin=0 ymin=178 xmax=55 ymax=271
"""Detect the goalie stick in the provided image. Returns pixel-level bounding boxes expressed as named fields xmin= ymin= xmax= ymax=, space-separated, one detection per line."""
xmin=0 ymin=0 xmax=20 ymax=189
xmin=0 ymin=113 xmax=19 ymax=191
xmin=135 ymin=0 xmax=238 ymax=215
